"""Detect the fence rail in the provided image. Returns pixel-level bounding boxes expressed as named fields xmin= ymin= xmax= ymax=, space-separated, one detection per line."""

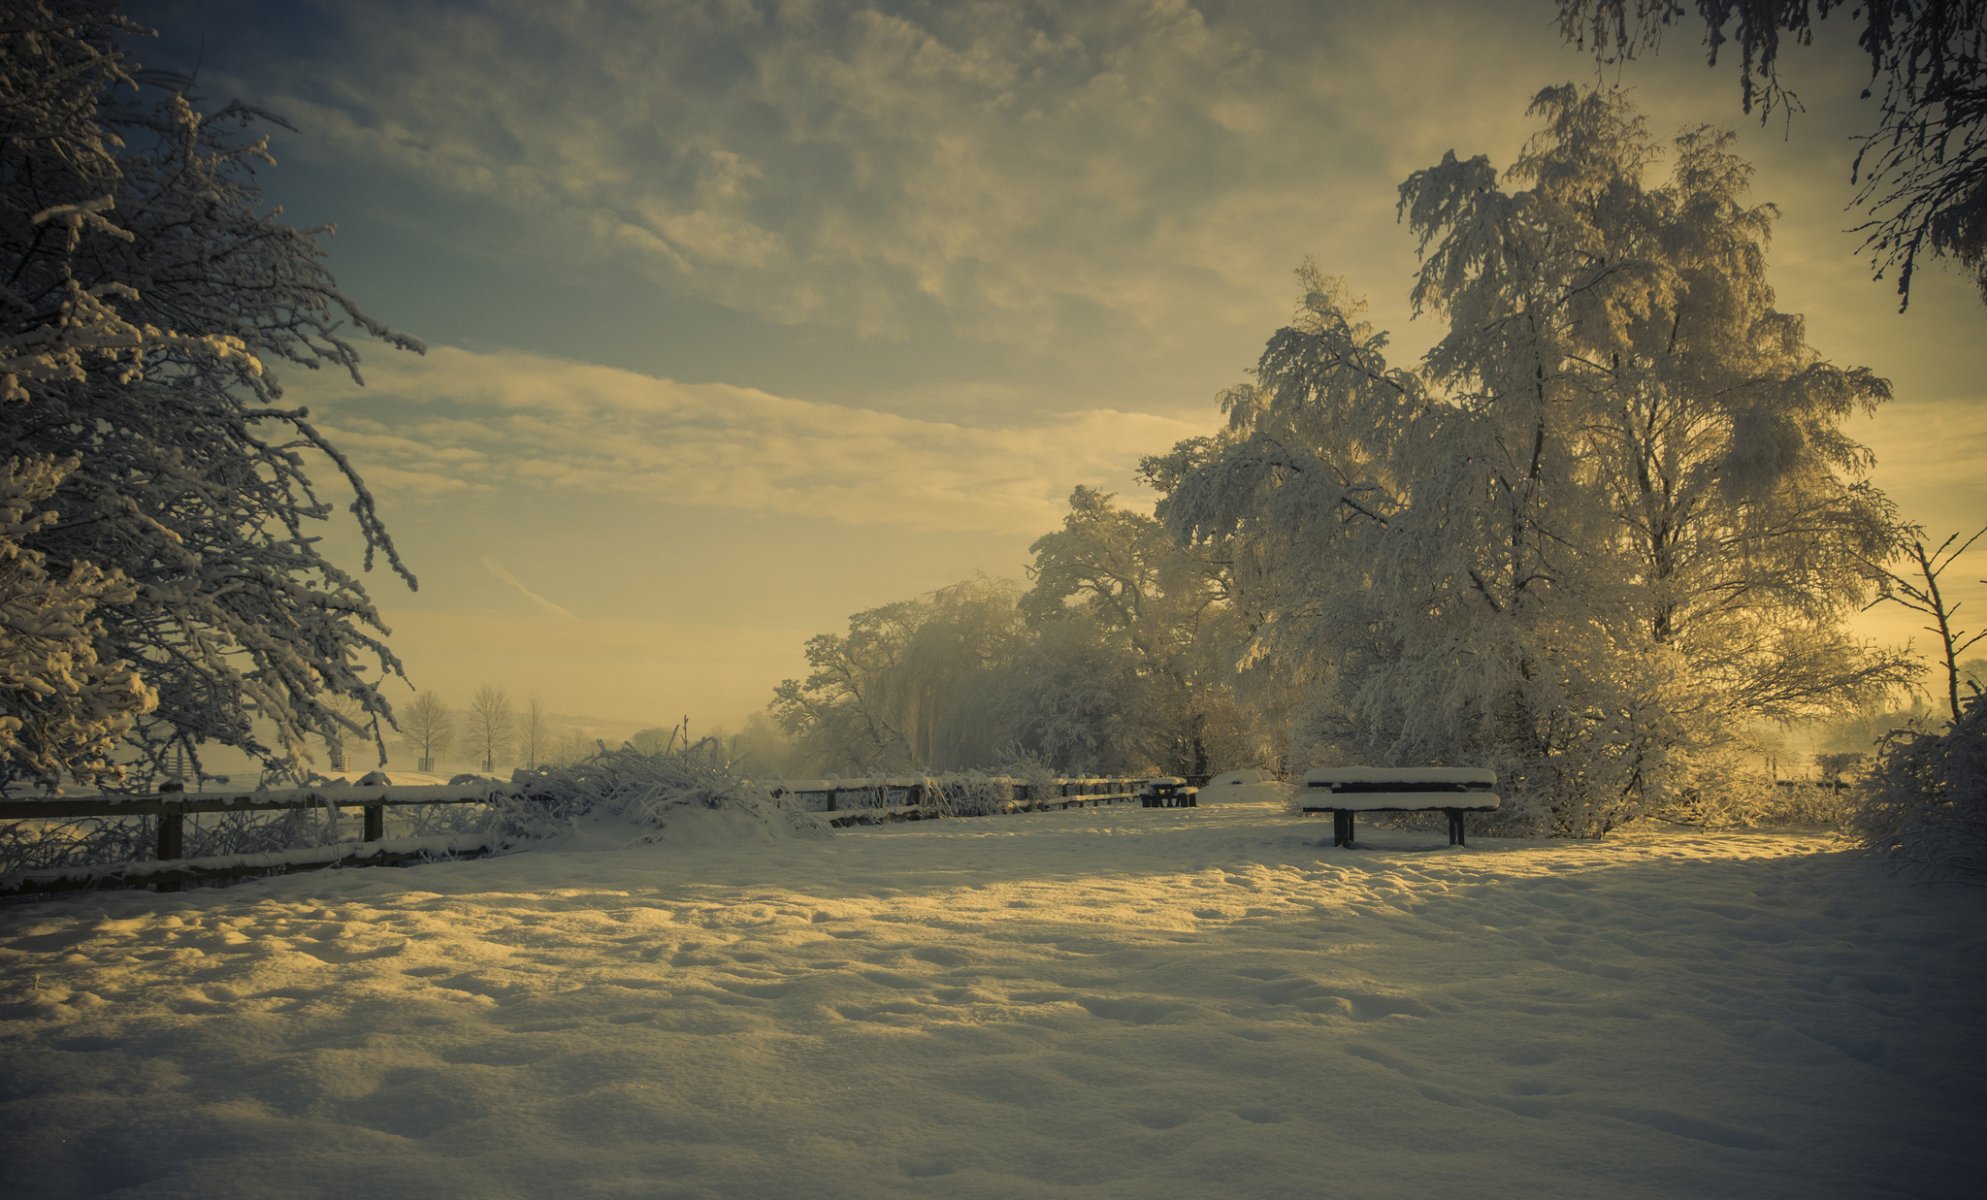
xmin=772 ymin=776 xmax=1146 ymax=815
xmin=1 ymin=775 xmax=1158 ymax=897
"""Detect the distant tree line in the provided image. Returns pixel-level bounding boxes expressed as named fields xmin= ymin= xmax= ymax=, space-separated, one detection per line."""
xmin=369 ymin=686 xmax=600 ymax=776
xmin=770 ymin=515 xmax=1262 ymax=781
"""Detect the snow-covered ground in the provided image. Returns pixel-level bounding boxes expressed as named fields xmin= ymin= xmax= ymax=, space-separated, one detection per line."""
xmin=3 ymin=792 xmax=1983 ymax=1199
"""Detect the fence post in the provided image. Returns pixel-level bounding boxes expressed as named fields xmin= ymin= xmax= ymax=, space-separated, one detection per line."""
xmin=156 ymin=814 xmax=183 ymax=861
xmin=155 ymin=782 xmax=184 ymax=893
xmin=364 ymin=804 xmax=384 ymax=842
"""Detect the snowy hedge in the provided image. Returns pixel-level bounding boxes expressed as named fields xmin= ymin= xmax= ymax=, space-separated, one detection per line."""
xmin=1855 ymin=695 xmax=1987 ymax=882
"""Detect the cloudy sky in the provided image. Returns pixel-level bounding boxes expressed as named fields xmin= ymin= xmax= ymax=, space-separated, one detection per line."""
xmin=125 ymin=0 xmax=1987 ymax=739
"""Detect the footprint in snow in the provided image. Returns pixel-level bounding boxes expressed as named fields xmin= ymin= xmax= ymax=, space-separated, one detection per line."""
xmin=1076 ymin=996 xmax=1184 ymax=1024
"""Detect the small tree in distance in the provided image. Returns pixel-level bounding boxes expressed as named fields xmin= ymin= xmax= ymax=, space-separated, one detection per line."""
xmin=547 ymin=726 xmax=596 ymax=767
xmin=519 ymin=695 xmax=549 ymax=770
xmin=467 ymin=685 xmax=514 ymax=773
xmin=319 ymin=694 xmax=371 ymax=774
xmin=401 ymin=692 xmax=453 ymax=773
xmin=1865 ymin=525 xmax=1987 ymax=724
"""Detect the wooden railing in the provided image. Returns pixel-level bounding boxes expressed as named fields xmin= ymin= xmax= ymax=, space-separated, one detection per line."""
xmin=0 ymin=781 xmax=514 ymax=896
xmin=771 ymin=776 xmax=1145 ymax=822
xmin=0 ymin=775 xmax=1158 ymax=896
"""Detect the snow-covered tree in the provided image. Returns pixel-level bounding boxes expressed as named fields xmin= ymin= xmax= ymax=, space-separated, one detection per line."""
xmin=1021 ymin=485 xmax=1251 ymax=775
xmin=994 ymin=617 xmax=1162 ymax=775
xmin=0 ymin=454 xmax=152 ymax=787
xmin=1 ymin=0 xmax=422 ymax=789
xmin=1156 ymin=87 xmax=1909 ymax=833
xmin=772 ymin=578 xmax=1025 ymax=774
xmin=1382 ymin=86 xmax=1905 ymax=826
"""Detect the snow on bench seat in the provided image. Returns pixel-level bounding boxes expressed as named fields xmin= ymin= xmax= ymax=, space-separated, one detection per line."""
xmin=1298 ymin=767 xmax=1499 ymax=847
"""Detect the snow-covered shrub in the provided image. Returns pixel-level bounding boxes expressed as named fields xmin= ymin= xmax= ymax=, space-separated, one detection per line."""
xmin=1854 ymin=696 xmax=1987 ymax=882
xmin=920 ymin=771 xmax=1024 ymax=817
xmin=183 ymin=805 xmax=343 ymax=858
xmin=1649 ymin=768 xmax=1847 ymax=831
xmin=992 ymin=746 xmax=1062 ymax=801
xmin=0 ymin=813 xmax=150 ymax=873
xmin=0 ymin=801 xmax=345 ymax=874
xmin=499 ymin=743 xmax=829 ymax=845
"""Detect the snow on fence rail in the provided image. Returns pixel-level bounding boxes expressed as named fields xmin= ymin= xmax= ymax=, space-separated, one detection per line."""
xmin=0 ymin=776 xmax=1155 ymax=895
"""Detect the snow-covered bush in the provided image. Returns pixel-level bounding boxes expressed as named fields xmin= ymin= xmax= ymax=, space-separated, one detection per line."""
xmin=919 ymin=772 xmax=1024 ymax=817
xmin=498 ymin=744 xmax=829 ymax=845
xmin=1649 ymin=767 xmax=1857 ymax=831
xmin=1854 ymin=695 xmax=1987 ymax=882
xmin=0 ymin=812 xmax=150 ymax=873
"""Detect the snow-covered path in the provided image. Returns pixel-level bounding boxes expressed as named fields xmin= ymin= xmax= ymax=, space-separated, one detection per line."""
xmin=3 ymin=799 xmax=1983 ymax=1198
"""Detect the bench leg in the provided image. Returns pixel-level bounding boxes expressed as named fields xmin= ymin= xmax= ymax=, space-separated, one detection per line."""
xmin=1334 ymin=811 xmax=1354 ymax=848
xmin=1446 ymin=809 xmax=1465 ymax=846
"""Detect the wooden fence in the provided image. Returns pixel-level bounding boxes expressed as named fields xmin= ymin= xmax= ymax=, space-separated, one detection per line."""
xmin=0 ymin=775 xmax=1154 ymax=897
xmin=775 ymin=776 xmax=1145 ymax=824
xmin=0 ymin=781 xmax=512 ymax=897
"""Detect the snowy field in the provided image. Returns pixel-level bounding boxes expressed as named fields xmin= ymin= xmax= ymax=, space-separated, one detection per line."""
xmin=3 ymin=788 xmax=1984 ymax=1199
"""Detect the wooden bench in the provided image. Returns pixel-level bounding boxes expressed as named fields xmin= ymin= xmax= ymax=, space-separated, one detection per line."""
xmin=1299 ymin=767 xmax=1499 ymax=847
xmin=1141 ymin=777 xmax=1198 ymax=808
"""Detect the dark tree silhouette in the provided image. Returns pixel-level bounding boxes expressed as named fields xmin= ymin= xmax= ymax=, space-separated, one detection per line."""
xmin=1559 ymin=0 xmax=1987 ymax=309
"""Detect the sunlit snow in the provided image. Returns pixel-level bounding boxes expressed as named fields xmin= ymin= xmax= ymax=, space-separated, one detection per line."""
xmin=3 ymin=792 xmax=1983 ymax=1198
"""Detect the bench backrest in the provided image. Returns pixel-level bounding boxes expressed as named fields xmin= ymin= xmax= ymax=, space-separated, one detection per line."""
xmin=1303 ymin=766 xmax=1496 ymax=793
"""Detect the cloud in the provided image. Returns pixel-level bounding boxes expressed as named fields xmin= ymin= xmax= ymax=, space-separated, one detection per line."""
xmin=481 ymin=557 xmax=580 ymax=620
xmin=229 ymin=0 xmax=1536 ymax=356
xmin=302 ymin=344 xmax=1203 ymax=535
